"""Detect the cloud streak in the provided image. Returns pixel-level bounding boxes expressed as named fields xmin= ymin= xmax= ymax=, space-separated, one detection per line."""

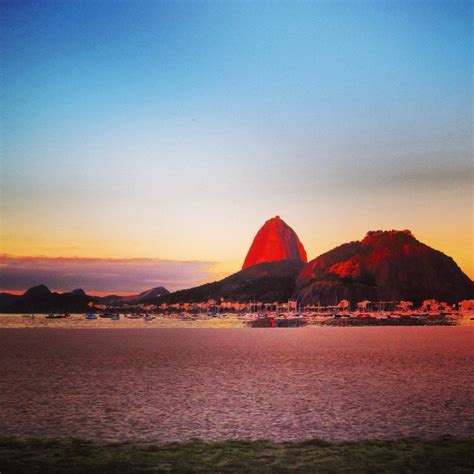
xmin=0 ymin=255 xmax=218 ymax=293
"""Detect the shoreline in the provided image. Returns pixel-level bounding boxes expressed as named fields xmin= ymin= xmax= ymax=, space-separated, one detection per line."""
xmin=0 ymin=314 xmax=245 ymax=329
xmin=0 ymin=313 xmax=473 ymax=329
xmin=1 ymin=436 xmax=473 ymax=473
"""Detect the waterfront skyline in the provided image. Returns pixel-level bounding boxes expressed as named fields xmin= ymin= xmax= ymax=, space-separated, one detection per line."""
xmin=1 ymin=1 xmax=472 ymax=292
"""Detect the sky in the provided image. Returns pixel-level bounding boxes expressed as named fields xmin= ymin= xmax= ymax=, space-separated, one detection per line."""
xmin=1 ymin=0 xmax=473 ymax=293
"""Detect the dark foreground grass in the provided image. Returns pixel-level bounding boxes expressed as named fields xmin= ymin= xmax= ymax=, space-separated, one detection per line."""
xmin=0 ymin=436 xmax=473 ymax=473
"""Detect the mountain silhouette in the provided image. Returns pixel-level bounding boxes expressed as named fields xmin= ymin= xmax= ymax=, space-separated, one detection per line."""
xmin=295 ymin=230 xmax=473 ymax=306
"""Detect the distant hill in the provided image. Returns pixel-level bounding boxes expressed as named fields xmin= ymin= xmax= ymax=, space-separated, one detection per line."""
xmin=152 ymin=260 xmax=304 ymax=305
xmin=0 ymin=285 xmax=169 ymax=313
xmin=295 ymin=230 xmax=474 ymax=306
xmin=99 ymin=287 xmax=169 ymax=305
xmin=0 ymin=292 xmax=21 ymax=309
xmin=242 ymin=216 xmax=307 ymax=269
xmin=1 ymin=285 xmax=95 ymax=313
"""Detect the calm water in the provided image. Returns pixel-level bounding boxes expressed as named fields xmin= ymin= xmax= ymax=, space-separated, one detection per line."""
xmin=0 ymin=327 xmax=472 ymax=442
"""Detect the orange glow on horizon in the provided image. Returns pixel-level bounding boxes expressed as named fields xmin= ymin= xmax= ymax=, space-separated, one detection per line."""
xmin=0 ymin=289 xmax=25 ymax=296
xmin=84 ymin=291 xmax=141 ymax=297
xmin=0 ymin=289 xmax=141 ymax=297
xmin=1 ymin=218 xmax=473 ymax=294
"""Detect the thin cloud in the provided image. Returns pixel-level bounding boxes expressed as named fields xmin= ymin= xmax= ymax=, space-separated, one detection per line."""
xmin=0 ymin=255 xmax=218 ymax=293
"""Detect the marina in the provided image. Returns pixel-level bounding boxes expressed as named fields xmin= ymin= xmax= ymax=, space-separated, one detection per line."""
xmin=1 ymin=307 xmax=473 ymax=329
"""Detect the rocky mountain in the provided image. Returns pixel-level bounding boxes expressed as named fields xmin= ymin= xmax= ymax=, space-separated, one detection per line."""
xmin=23 ymin=284 xmax=51 ymax=298
xmin=99 ymin=287 xmax=169 ymax=305
xmin=242 ymin=216 xmax=307 ymax=269
xmin=295 ymin=230 xmax=473 ymax=306
xmin=152 ymin=259 xmax=304 ymax=305
xmin=0 ymin=292 xmax=21 ymax=309
xmin=0 ymin=285 xmax=170 ymax=312
xmin=1 ymin=285 xmax=95 ymax=313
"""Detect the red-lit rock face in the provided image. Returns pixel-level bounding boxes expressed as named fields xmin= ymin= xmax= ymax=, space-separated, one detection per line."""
xmin=295 ymin=230 xmax=474 ymax=305
xmin=242 ymin=216 xmax=307 ymax=270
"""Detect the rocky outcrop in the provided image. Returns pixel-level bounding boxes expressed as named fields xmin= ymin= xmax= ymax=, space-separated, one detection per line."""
xmin=242 ymin=216 xmax=307 ymax=269
xmin=295 ymin=230 xmax=473 ymax=306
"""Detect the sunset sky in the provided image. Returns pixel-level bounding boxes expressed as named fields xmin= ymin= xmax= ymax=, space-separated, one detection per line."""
xmin=1 ymin=0 xmax=472 ymax=293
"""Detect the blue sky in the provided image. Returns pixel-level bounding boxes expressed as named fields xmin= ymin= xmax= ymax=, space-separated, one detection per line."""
xmin=1 ymin=0 xmax=473 ymax=291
